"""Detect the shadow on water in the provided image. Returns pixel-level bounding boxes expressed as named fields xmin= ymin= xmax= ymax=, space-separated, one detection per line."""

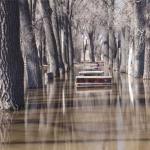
xmin=1 ymin=70 xmax=150 ymax=150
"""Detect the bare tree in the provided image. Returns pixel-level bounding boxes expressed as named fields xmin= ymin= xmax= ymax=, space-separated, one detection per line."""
xmin=133 ymin=0 xmax=146 ymax=77
xmin=0 ymin=0 xmax=24 ymax=110
xmin=143 ymin=2 xmax=150 ymax=79
xmin=38 ymin=0 xmax=59 ymax=76
xmin=19 ymin=0 xmax=43 ymax=89
xmin=50 ymin=0 xmax=65 ymax=72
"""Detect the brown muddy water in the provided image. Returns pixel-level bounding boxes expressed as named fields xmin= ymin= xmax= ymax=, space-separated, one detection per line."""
xmin=0 ymin=68 xmax=150 ymax=150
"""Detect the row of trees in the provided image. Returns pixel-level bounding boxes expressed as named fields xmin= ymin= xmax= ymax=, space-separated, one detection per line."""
xmin=22 ymin=0 xmax=75 ymax=88
xmin=72 ymin=0 xmax=150 ymax=79
xmin=112 ymin=0 xmax=150 ymax=79
xmin=0 ymin=0 xmax=75 ymax=110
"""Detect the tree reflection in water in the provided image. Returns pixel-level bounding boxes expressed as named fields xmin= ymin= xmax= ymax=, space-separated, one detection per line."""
xmin=0 ymin=111 xmax=14 ymax=144
xmin=1 ymin=73 xmax=150 ymax=150
xmin=25 ymin=74 xmax=149 ymax=137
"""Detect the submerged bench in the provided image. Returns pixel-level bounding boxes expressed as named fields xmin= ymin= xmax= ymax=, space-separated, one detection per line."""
xmin=75 ymin=70 xmax=112 ymax=88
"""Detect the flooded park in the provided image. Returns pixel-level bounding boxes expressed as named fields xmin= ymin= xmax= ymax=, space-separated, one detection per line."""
xmin=0 ymin=0 xmax=150 ymax=150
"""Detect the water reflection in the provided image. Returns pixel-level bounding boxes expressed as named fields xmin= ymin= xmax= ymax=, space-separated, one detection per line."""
xmin=0 ymin=112 xmax=14 ymax=143
xmin=0 ymin=73 xmax=150 ymax=150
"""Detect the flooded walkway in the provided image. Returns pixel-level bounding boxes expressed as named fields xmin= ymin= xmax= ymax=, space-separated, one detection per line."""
xmin=0 ymin=72 xmax=150 ymax=150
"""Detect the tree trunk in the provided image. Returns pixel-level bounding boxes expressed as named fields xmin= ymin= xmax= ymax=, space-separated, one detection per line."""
xmin=113 ymin=32 xmax=120 ymax=71
xmin=61 ymin=28 xmax=68 ymax=72
xmin=64 ymin=15 xmax=70 ymax=67
xmin=19 ymin=0 xmax=42 ymax=88
xmin=108 ymin=0 xmax=115 ymax=68
xmin=120 ymin=27 xmax=130 ymax=73
xmin=113 ymin=48 xmax=120 ymax=71
xmin=125 ymin=27 xmax=130 ymax=73
xmin=143 ymin=2 xmax=150 ymax=79
xmin=68 ymin=22 xmax=74 ymax=68
xmin=133 ymin=0 xmax=146 ymax=78
xmin=143 ymin=80 xmax=150 ymax=109
xmin=83 ymin=35 xmax=88 ymax=62
xmin=50 ymin=0 xmax=65 ymax=72
xmin=101 ymin=30 xmax=109 ymax=67
xmin=128 ymin=36 xmax=134 ymax=75
xmin=39 ymin=0 xmax=59 ymax=76
xmin=120 ymin=28 xmax=126 ymax=73
xmin=0 ymin=0 xmax=24 ymax=110
xmin=109 ymin=29 xmax=117 ymax=69
xmin=88 ymin=32 xmax=95 ymax=62
xmin=67 ymin=0 xmax=74 ymax=68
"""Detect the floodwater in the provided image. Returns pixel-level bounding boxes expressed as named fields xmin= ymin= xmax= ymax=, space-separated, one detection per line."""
xmin=0 ymin=70 xmax=150 ymax=150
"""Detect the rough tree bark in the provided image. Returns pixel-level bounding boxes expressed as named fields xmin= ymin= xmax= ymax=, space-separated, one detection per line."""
xmin=143 ymin=2 xmax=150 ymax=79
xmin=39 ymin=0 xmax=59 ymax=76
xmin=19 ymin=0 xmax=42 ymax=89
xmin=0 ymin=0 xmax=24 ymax=110
xmin=133 ymin=0 xmax=146 ymax=78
